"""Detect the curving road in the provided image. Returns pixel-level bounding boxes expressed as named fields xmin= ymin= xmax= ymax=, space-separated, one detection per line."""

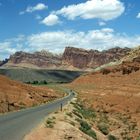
xmin=0 ymin=89 xmax=75 ymax=140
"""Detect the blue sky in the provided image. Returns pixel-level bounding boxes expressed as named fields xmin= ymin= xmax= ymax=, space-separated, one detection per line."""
xmin=0 ymin=0 xmax=140 ymax=59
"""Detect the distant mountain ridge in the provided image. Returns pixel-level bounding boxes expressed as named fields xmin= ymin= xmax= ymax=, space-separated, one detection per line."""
xmin=1 ymin=46 xmax=131 ymax=70
xmin=62 ymin=47 xmax=131 ymax=69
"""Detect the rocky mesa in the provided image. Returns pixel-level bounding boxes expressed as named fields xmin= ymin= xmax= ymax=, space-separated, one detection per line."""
xmin=4 ymin=50 xmax=62 ymax=69
xmin=62 ymin=47 xmax=131 ymax=69
xmin=1 ymin=47 xmax=131 ymax=70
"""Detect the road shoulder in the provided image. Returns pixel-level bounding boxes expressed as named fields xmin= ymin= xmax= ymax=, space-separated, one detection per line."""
xmin=24 ymin=97 xmax=94 ymax=140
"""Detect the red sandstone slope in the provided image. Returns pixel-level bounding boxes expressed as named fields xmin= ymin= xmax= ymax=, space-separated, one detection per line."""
xmin=0 ymin=75 xmax=61 ymax=113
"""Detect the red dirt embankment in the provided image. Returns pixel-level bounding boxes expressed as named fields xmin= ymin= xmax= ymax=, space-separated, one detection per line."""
xmin=0 ymin=75 xmax=61 ymax=113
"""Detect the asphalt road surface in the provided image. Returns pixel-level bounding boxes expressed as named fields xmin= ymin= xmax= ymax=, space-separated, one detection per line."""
xmin=0 ymin=89 xmax=75 ymax=140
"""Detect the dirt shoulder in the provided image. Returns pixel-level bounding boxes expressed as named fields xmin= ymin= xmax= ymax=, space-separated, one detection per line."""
xmin=24 ymin=97 xmax=99 ymax=140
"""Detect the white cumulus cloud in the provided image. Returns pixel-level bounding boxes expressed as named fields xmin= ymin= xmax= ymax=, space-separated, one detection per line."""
xmin=136 ymin=12 xmax=140 ymax=18
xmin=1 ymin=28 xmax=140 ymax=59
xmin=41 ymin=14 xmax=60 ymax=26
xmin=99 ymin=21 xmax=106 ymax=26
xmin=20 ymin=3 xmax=47 ymax=15
xmin=54 ymin=0 xmax=125 ymax=21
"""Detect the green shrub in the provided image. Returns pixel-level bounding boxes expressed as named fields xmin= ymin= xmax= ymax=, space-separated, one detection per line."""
xmin=40 ymin=80 xmax=48 ymax=85
xmin=74 ymin=103 xmax=96 ymax=120
xmin=66 ymin=112 xmax=73 ymax=117
xmin=26 ymin=81 xmax=31 ymax=84
xmin=79 ymin=120 xmax=91 ymax=135
xmin=80 ymin=120 xmax=91 ymax=131
xmin=86 ymin=129 xmax=97 ymax=139
xmin=73 ymin=110 xmax=83 ymax=119
xmin=45 ymin=117 xmax=55 ymax=128
xmin=137 ymin=137 xmax=140 ymax=140
xmin=108 ymin=135 xmax=117 ymax=140
xmin=32 ymin=81 xmax=39 ymax=84
xmin=79 ymin=120 xmax=97 ymax=139
xmin=97 ymin=122 xmax=109 ymax=135
xmin=69 ymin=121 xmax=75 ymax=126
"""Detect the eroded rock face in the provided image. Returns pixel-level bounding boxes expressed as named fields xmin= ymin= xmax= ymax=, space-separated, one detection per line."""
xmin=1 ymin=47 xmax=131 ymax=69
xmin=7 ymin=51 xmax=62 ymax=68
xmin=98 ymin=46 xmax=140 ymax=75
xmin=62 ymin=47 xmax=131 ymax=69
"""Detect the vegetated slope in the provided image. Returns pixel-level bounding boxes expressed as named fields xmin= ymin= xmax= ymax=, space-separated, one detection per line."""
xmin=0 ymin=69 xmax=83 ymax=83
xmin=69 ymin=71 xmax=140 ymax=139
xmin=67 ymin=46 xmax=140 ymax=139
xmin=0 ymin=75 xmax=61 ymax=113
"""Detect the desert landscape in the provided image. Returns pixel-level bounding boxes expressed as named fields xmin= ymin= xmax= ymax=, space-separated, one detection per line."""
xmin=0 ymin=46 xmax=140 ymax=140
xmin=66 ymin=46 xmax=140 ymax=139
xmin=0 ymin=0 xmax=140 ymax=139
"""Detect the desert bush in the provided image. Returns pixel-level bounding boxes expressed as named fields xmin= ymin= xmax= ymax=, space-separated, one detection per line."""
xmin=73 ymin=110 xmax=83 ymax=119
xmin=32 ymin=81 xmax=39 ymax=84
xmin=122 ymin=67 xmax=132 ymax=75
xmin=101 ymin=68 xmax=111 ymax=75
xmin=66 ymin=112 xmax=73 ymax=117
xmin=108 ymin=135 xmax=117 ymax=140
xmin=26 ymin=81 xmax=31 ymax=84
xmin=45 ymin=117 xmax=55 ymax=128
xmin=75 ymin=103 xmax=96 ymax=120
xmin=133 ymin=66 xmax=139 ymax=72
xmin=40 ymin=80 xmax=48 ymax=85
xmin=79 ymin=120 xmax=91 ymax=131
xmin=86 ymin=129 xmax=97 ymax=140
xmin=69 ymin=121 xmax=75 ymax=126
xmin=79 ymin=120 xmax=97 ymax=139
xmin=97 ymin=122 xmax=109 ymax=135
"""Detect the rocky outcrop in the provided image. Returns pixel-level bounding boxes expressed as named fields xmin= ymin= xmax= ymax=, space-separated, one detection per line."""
xmin=5 ymin=51 xmax=62 ymax=68
xmin=98 ymin=46 xmax=140 ymax=75
xmin=1 ymin=47 xmax=131 ymax=69
xmin=62 ymin=47 xmax=131 ymax=69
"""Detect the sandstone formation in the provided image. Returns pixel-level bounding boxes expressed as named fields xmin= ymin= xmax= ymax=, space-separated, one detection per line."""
xmin=1 ymin=47 xmax=131 ymax=69
xmin=62 ymin=47 xmax=131 ymax=69
xmin=5 ymin=50 xmax=62 ymax=69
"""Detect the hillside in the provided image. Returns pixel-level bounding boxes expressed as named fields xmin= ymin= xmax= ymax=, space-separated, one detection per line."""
xmin=66 ymin=46 xmax=140 ymax=139
xmin=0 ymin=75 xmax=61 ymax=113
xmin=0 ymin=69 xmax=83 ymax=83
xmin=122 ymin=46 xmax=140 ymax=62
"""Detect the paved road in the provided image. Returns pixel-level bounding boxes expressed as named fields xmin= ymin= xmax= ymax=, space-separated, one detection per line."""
xmin=0 ymin=89 xmax=75 ymax=140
